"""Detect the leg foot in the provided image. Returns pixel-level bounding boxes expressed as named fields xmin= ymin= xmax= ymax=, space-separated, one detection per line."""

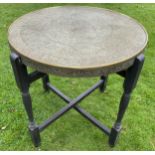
xmin=109 ymin=123 xmax=121 ymax=147
xmin=42 ymin=75 xmax=50 ymax=91
xmin=99 ymin=76 xmax=108 ymax=92
xmin=29 ymin=123 xmax=41 ymax=147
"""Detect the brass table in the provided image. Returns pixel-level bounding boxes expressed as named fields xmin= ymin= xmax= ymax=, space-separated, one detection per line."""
xmin=8 ymin=6 xmax=148 ymax=147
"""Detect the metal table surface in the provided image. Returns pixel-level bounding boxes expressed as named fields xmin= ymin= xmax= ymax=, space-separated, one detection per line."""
xmin=8 ymin=6 xmax=148 ymax=76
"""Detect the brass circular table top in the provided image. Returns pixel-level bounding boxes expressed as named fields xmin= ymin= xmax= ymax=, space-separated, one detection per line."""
xmin=8 ymin=6 xmax=148 ymax=77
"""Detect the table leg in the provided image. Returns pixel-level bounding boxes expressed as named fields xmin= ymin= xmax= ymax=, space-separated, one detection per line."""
xmin=10 ymin=52 xmax=41 ymax=147
xmin=99 ymin=76 xmax=108 ymax=92
xmin=42 ymin=75 xmax=50 ymax=91
xmin=109 ymin=54 xmax=145 ymax=147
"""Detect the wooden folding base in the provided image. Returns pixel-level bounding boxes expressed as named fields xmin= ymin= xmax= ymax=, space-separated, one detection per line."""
xmin=10 ymin=52 xmax=145 ymax=147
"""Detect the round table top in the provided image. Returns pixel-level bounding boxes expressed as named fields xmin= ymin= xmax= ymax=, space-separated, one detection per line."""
xmin=8 ymin=6 xmax=148 ymax=77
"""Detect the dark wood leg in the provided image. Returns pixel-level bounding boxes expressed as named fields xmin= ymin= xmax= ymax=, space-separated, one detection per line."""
xmin=109 ymin=54 xmax=145 ymax=147
xmin=99 ymin=76 xmax=108 ymax=92
xmin=42 ymin=75 xmax=50 ymax=91
xmin=10 ymin=52 xmax=41 ymax=147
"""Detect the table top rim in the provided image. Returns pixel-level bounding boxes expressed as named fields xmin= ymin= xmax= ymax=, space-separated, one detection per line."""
xmin=8 ymin=5 xmax=148 ymax=70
